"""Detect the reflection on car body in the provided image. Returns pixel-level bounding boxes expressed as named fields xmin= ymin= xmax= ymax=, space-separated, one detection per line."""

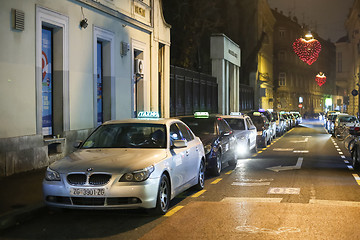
xmin=247 ymin=111 xmax=272 ymax=148
xmin=178 ymin=112 xmax=237 ymax=176
xmin=42 ymin=112 xmax=205 ymax=215
xmin=221 ymin=113 xmax=257 ymax=157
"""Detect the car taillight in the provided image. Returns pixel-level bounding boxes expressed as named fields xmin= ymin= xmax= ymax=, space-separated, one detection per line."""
xmin=354 ymin=127 xmax=360 ymax=131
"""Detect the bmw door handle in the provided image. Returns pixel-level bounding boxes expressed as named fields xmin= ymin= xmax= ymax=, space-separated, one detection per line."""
xmin=196 ymin=147 xmax=199 ymax=151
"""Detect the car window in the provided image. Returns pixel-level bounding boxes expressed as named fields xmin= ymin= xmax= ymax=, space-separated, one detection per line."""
xmin=82 ymin=123 xmax=167 ymax=149
xmin=179 ymin=118 xmax=216 ymax=135
xmin=246 ymin=118 xmax=254 ymax=128
xmin=218 ymin=118 xmax=232 ymax=134
xmin=170 ymin=124 xmax=182 ymax=143
xmin=177 ymin=122 xmax=194 ymax=141
xmin=251 ymin=116 xmax=264 ymax=129
xmin=224 ymin=118 xmax=245 ymax=130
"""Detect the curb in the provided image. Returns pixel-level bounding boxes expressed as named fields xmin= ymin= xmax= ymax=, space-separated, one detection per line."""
xmin=0 ymin=203 xmax=46 ymax=232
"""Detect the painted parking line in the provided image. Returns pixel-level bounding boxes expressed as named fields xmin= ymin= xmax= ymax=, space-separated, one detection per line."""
xmin=344 ymin=160 xmax=350 ymax=164
xmin=191 ymin=189 xmax=206 ymax=198
xmin=353 ymin=174 xmax=360 ymax=185
xmin=225 ymin=170 xmax=233 ymax=175
xmin=211 ymin=178 xmax=222 ymax=184
xmin=165 ymin=206 xmax=184 ymax=217
xmin=341 ymin=156 xmax=346 ymax=159
xmin=339 ymin=152 xmax=344 ymax=155
xmin=347 ymin=165 xmax=354 ymax=170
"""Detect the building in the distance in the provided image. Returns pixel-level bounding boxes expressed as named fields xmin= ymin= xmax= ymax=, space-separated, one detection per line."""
xmin=272 ymin=9 xmax=336 ymax=114
xmin=0 ymin=0 xmax=170 ymax=176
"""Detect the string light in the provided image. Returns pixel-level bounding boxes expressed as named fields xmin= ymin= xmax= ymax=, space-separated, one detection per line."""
xmin=293 ymin=34 xmax=321 ymax=65
xmin=315 ymin=72 xmax=326 ymax=86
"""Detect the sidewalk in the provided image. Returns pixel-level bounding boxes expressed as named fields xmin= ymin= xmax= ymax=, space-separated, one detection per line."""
xmin=0 ymin=167 xmax=47 ymax=231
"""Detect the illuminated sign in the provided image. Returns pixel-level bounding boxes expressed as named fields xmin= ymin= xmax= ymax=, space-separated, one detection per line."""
xmin=194 ymin=112 xmax=209 ymax=118
xmin=137 ymin=111 xmax=159 ymax=118
xmin=325 ymin=98 xmax=332 ymax=107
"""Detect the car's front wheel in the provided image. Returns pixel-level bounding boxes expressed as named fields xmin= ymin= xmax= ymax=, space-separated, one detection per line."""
xmin=212 ymin=151 xmax=222 ymax=176
xmin=194 ymin=159 xmax=205 ymax=190
xmin=352 ymin=147 xmax=360 ymax=170
xmin=152 ymin=174 xmax=170 ymax=215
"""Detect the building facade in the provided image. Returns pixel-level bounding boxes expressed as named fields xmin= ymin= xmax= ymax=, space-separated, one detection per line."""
xmin=344 ymin=0 xmax=360 ymax=116
xmin=272 ymin=9 xmax=336 ymax=114
xmin=0 ymin=0 xmax=170 ymax=176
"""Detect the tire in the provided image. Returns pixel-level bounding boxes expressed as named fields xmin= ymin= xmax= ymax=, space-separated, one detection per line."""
xmin=352 ymin=148 xmax=360 ymax=170
xmin=193 ymin=159 xmax=205 ymax=190
xmin=211 ymin=151 xmax=222 ymax=176
xmin=152 ymin=174 xmax=170 ymax=215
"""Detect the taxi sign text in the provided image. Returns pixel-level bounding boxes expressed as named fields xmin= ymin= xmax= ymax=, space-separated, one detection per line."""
xmin=137 ymin=111 xmax=160 ymax=118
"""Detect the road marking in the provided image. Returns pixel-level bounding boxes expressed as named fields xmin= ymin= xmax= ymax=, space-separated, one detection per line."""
xmin=191 ymin=190 xmax=206 ymax=198
xmin=337 ymin=149 xmax=341 ymax=152
xmin=291 ymin=137 xmax=308 ymax=143
xmin=341 ymin=156 xmax=346 ymax=159
xmin=339 ymin=152 xmax=344 ymax=155
xmin=266 ymin=157 xmax=303 ymax=172
xmin=232 ymin=182 xmax=271 ymax=186
xmin=347 ymin=165 xmax=354 ymax=170
xmin=268 ymin=187 xmax=300 ymax=195
xmin=257 ymin=150 xmax=263 ymax=154
xmin=164 ymin=206 xmax=183 ymax=217
xmin=273 ymin=148 xmax=294 ymax=151
xmin=353 ymin=174 xmax=360 ymax=185
xmin=344 ymin=160 xmax=349 ymax=164
xmin=236 ymin=225 xmax=300 ymax=234
xmin=225 ymin=170 xmax=233 ymax=175
xmin=309 ymin=199 xmax=360 ymax=207
xmin=211 ymin=178 xmax=222 ymax=184
xmin=221 ymin=197 xmax=282 ymax=203
xmin=293 ymin=150 xmax=309 ymax=153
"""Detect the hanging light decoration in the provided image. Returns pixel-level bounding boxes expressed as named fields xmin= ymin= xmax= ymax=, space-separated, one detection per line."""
xmin=293 ymin=32 xmax=321 ymax=65
xmin=315 ymin=72 xmax=326 ymax=86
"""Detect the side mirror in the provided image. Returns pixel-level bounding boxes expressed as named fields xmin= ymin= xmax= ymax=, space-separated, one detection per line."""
xmin=172 ymin=139 xmax=187 ymax=148
xmin=249 ymin=126 xmax=256 ymax=130
xmin=73 ymin=140 xmax=82 ymax=148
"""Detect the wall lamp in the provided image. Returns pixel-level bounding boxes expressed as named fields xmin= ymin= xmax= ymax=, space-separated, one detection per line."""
xmin=80 ymin=7 xmax=88 ymax=29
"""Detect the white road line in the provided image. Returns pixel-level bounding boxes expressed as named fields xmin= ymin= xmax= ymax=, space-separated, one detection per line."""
xmin=347 ymin=165 xmax=354 ymax=170
xmin=232 ymin=182 xmax=271 ymax=186
xmin=221 ymin=197 xmax=283 ymax=203
xmin=341 ymin=156 xmax=346 ymax=159
xmin=309 ymin=199 xmax=360 ymax=207
xmin=339 ymin=152 xmax=344 ymax=155
xmin=344 ymin=160 xmax=349 ymax=164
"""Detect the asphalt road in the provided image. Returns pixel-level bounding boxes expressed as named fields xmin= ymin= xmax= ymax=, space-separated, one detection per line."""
xmin=2 ymin=119 xmax=360 ymax=239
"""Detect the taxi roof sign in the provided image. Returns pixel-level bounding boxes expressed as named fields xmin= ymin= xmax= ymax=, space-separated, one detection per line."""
xmin=137 ymin=111 xmax=160 ymax=118
xmin=253 ymin=112 xmax=261 ymax=116
xmin=230 ymin=112 xmax=242 ymax=116
xmin=194 ymin=112 xmax=209 ymax=118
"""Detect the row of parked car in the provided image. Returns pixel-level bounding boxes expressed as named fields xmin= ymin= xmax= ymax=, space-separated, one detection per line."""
xmin=323 ymin=111 xmax=359 ymax=138
xmin=42 ymin=110 xmax=301 ymax=214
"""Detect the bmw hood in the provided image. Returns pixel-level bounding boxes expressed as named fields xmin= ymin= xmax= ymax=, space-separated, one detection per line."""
xmin=49 ymin=149 xmax=167 ymax=173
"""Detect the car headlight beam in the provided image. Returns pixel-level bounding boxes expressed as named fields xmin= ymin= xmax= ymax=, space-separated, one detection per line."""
xmin=45 ymin=167 xmax=61 ymax=181
xmin=119 ymin=165 xmax=155 ymax=182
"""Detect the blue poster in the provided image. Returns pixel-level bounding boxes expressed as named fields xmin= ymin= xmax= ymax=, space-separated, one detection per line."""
xmin=42 ymin=28 xmax=52 ymax=136
xmin=97 ymin=42 xmax=103 ymax=126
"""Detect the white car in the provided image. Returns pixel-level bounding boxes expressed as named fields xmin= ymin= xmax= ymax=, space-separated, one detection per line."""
xmin=43 ymin=112 xmax=206 ymax=215
xmin=221 ymin=113 xmax=257 ymax=157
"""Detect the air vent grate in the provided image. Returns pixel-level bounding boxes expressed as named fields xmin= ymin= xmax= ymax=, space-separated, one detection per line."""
xmin=12 ymin=9 xmax=25 ymax=31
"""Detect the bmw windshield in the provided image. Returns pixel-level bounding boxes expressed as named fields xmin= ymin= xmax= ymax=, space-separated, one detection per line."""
xmin=81 ymin=123 xmax=167 ymax=149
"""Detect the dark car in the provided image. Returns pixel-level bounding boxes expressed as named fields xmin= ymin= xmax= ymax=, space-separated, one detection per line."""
xmin=246 ymin=111 xmax=272 ymax=148
xmin=178 ymin=113 xmax=237 ymax=176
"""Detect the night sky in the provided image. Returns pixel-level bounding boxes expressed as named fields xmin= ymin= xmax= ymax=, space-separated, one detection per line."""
xmin=268 ymin=0 xmax=354 ymax=42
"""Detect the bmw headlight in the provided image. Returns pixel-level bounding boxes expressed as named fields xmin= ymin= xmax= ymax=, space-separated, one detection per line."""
xmin=119 ymin=165 xmax=155 ymax=182
xmin=45 ymin=167 xmax=61 ymax=181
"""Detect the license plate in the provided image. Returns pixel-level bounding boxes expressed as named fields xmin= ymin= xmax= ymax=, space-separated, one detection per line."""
xmin=70 ymin=188 xmax=105 ymax=196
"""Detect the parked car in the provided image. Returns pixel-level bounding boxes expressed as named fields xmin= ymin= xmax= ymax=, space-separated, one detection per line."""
xmin=272 ymin=111 xmax=286 ymax=136
xmin=348 ymin=126 xmax=360 ymax=169
xmin=221 ymin=113 xmax=257 ymax=157
xmin=280 ymin=113 xmax=292 ymax=130
xmin=247 ymin=111 xmax=272 ymax=148
xmin=333 ymin=114 xmax=359 ymax=137
xmin=326 ymin=113 xmax=340 ymax=134
xmin=43 ymin=112 xmax=206 ymax=215
xmin=178 ymin=112 xmax=237 ymax=176
xmin=258 ymin=109 xmax=277 ymax=139
xmin=290 ymin=111 xmax=302 ymax=125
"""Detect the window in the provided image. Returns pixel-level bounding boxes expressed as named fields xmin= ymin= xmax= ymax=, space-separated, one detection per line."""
xmin=94 ymin=27 xmax=115 ymax=126
xmin=170 ymin=124 xmax=182 ymax=143
xmin=36 ymin=6 xmax=69 ymax=136
xmin=337 ymin=52 xmax=342 ymax=73
xmin=279 ymin=29 xmax=286 ymax=38
xmin=279 ymin=72 xmax=286 ymax=86
xmin=177 ymin=122 xmax=194 ymax=141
